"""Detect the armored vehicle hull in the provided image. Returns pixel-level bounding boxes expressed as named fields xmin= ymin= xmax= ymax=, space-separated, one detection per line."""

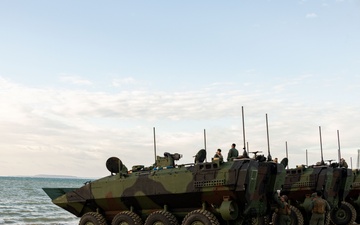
xmin=280 ymin=165 xmax=354 ymax=225
xmin=44 ymin=154 xmax=286 ymax=225
xmin=345 ymin=169 xmax=360 ymax=223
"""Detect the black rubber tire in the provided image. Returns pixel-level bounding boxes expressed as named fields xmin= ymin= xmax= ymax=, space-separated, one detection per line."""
xmin=233 ymin=216 xmax=245 ymax=225
xmin=263 ymin=214 xmax=270 ymax=225
xmin=79 ymin=212 xmax=108 ymax=225
xmin=144 ymin=210 xmax=178 ymax=225
xmin=181 ymin=209 xmax=220 ymax=225
xmin=251 ymin=215 xmax=267 ymax=225
xmin=111 ymin=211 xmax=143 ymax=225
xmin=272 ymin=205 xmax=304 ymax=225
xmin=330 ymin=201 xmax=356 ymax=225
xmin=325 ymin=211 xmax=331 ymax=225
xmin=356 ymin=203 xmax=360 ymax=224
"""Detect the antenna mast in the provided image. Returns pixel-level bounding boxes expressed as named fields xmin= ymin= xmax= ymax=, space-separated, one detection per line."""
xmin=203 ymin=129 xmax=207 ymax=162
xmin=319 ymin=126 xmax=324 ymax=165
xmin=266 ymin=114 xmax=272 ymax=161
xmin=241 ymin=106 xmax=249 ymax=158
xmin=203 ymin=129 xmax=207 ymax=151
xmin=337 ymin=130 xmax=341 ymax=162
xmin=242 ymin=106 xmax=246 ymax=152
xmin=285 ymin=141 xmax=289 ymax=169
xmin=306 ymin=149 xmax=308 ymax=167
xmin=153 ymin=127 xmax=157 ymax=163
xmin=357 ymin=149 xmax=360 ymax=169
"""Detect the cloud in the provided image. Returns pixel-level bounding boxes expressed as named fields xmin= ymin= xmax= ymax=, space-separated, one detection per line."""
xmin=59 ymin=75 xmax=93 ymax=86
xmin=306 ymin=13 xmax=318 ymax=18
xmin=0 ymin=77 xmax=359 ymax=177
xmin=111 ymin=77 xmax=137 ymax=87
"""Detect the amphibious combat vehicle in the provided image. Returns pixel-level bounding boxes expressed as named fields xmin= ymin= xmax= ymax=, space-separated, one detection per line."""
xmin=345 ymin=169 xmax=360 ymax=223
xmin=279 ymin=162 xmax=354 ymax=225
xmin=276 ymin=127 xmax=356 ymax=225
xmin=43 ymin=149 xmax=287 ymax=225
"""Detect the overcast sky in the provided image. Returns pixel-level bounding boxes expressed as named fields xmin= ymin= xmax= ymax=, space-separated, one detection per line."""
xmin=1 ymin=0 xmax=359 ymax=178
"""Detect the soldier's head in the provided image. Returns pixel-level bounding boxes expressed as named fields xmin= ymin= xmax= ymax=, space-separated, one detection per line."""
xmin=316 ymin=191 xmax=322 ymax=197
xmin=232 ymin=143 xmax=236 ymax=148
xmin=281 ymin=195 xmax=288 ymax=202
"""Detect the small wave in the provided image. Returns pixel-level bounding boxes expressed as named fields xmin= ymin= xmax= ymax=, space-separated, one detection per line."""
xmin=0 ymin=176 xmax=86 ymax=225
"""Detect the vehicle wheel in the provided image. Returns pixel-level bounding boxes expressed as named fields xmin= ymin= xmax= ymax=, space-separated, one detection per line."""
xmin=181 ymin=209 xmax=220 ymax=225
xmin=356 ymin=204 xmax=360 ymax=224
xmin=289 ymin=205 xmax=304 ymax=225
xmin=111 ymin=211 xmax=143 ymax=225
xmin=263 ymin=214 xmax=270 ymax=225
xmin=233 ymin=215 xmax=245 ymax=225
xmin=330 ymin=201 xmax=356 ymax=225
xmin=325 ymin=211 xmax=331 ymax=225
xmin=79 ymin=212 xmax=108 ymax=225
xmin=144 ymin=210 xmax=178 ymax=225
xmin=272 ymin=206 xmax=304 ymax=225
xmin=250 ymin=215 xmax=267 ymax=225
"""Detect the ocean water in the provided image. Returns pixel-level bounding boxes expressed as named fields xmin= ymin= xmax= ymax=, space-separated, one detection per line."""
xmin=0 ymin=176 xmax=92 ymax=225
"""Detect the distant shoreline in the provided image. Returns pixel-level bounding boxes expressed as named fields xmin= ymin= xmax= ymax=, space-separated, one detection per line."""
xmin=34 ymin=174 xmax=78 ymax=178
xmin=0 ymin=175 xmax=97 ymax=179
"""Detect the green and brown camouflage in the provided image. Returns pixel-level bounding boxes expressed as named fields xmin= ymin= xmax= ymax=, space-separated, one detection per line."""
xmin=345 ymin=169 xmax=360 ymax=223
xmin=43 ymin=151 xmax=286 ymax=225
xmin=329 ymin=166 xmax=355 ymax=225
xmin=280 ymin=163 xmax=354 ymax=225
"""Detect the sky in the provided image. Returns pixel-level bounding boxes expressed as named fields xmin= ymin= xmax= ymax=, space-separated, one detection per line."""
xmin=0 ymin=0 xmax=360 ymax=178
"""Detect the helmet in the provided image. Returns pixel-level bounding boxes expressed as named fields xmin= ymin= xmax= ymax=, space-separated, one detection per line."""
xmin=281 ymin=195 xmax=288 ymax=202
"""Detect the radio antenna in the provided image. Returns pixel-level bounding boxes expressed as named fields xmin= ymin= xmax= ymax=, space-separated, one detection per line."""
xmin=241 ymin=106 xmax=249 ymax=158
xmin=203 ymin=129 xmax=207 ymax=151
xmin=285 ymin=141 xmax=289 ymax=169
xmin=306 ymin=149 xmax=308 ymax=167
xmin=153 ymin=127 xmax=157 ymax=163
xmin=319 ymin=126 xmax=325 ymax=165
xmin=266 ymin=113 xmax=272 ymax=161
xmin=337 ymin=130 xmax=341 ymax=163
xmin=242 ymin=106 xmax=246 ymax=152
xmin=203 ymin=129 xmax=207 ymax=162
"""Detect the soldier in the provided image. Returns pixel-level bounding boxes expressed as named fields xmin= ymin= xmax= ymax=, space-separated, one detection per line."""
xmin=340 ymin=158 xmax=348 ymax=168
xmin=227 ymin=143 xmax=239 ymax=161
xmin=309 ymin=191 xmax=330 ymax=225
xmin=274 ymin=191 xmax=291 ymax=225
xmin=213 ymin=149 xmax=223 ymax=163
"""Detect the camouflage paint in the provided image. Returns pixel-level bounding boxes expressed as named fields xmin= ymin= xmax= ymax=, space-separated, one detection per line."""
xmin=43 ymin=155 xmax=286 ymax=224
xmin=346 ymin=169 xmax=360 ymax=223
xmin=281 ymin=165 xmax=354 ymax=225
